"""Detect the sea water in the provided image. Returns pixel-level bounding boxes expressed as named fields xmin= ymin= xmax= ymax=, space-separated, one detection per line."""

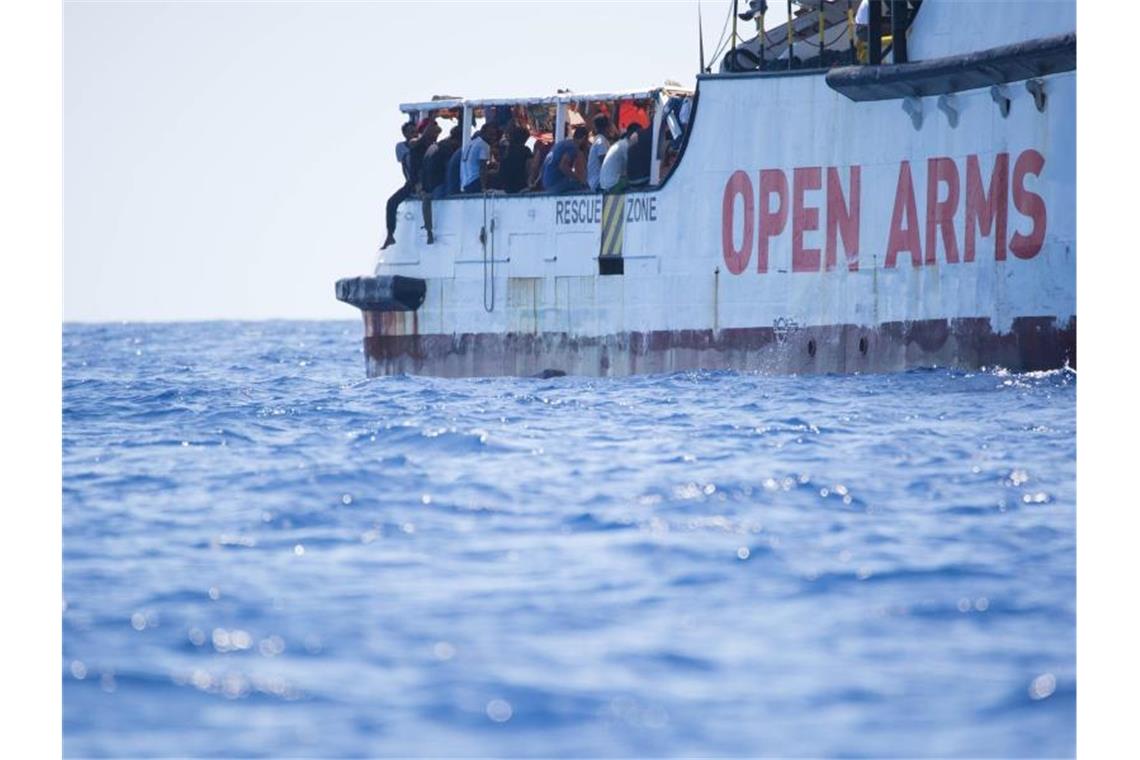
xmin=62 ymin=321 xmax=1076 ymax=758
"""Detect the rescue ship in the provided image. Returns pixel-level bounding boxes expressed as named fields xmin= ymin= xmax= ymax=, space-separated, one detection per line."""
xmin=336 ymin=0 xmax=1076 ymax=377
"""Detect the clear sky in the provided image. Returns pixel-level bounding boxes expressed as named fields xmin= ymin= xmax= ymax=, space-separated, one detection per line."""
xmin=64 ymin=0 xmax=791 ymax=322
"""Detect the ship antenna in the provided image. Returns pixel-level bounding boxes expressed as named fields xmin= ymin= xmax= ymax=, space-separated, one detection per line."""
xmin=698 ymin=1 xmax=707 ymax=72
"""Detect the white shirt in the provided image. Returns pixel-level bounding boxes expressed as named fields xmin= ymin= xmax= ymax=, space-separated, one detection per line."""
xmin=460 ymin=136 xmax=490 ymax=189
xmin=586 ymin=136 xmax=610 ymax=191
xmin=599 ymin=138 xmax=631 ymax=191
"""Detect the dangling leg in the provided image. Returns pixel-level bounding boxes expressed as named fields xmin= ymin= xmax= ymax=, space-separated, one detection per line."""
xmin=422 ymin=194 xmax=434 ymax=245
xmin=382 ymin=182 xmax=412 ymax=249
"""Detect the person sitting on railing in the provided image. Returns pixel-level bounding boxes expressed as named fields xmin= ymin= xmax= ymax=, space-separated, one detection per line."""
xmin=395 ymin=121 xmax=416 ymax=179
xmin=382 ymin=119 xmax=434 ymax=250
xmin=598 ymin=123 xmax=640 ymax=193
xmin=408 ymin=118 xmax=439 ymax=189
xmin=460 ymin=123 xmax=500 ymax=194
xmin=542 ymin=126 xmax=590 ymax=194
xmin=587 ymin=114 xmax=614 ymax=192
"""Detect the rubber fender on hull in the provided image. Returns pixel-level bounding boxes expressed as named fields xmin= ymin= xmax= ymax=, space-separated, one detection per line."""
xmin=336 ymin=275 xmax=426 ymax=312
xmin=826 ymin=32 xmax=1075 ymax=101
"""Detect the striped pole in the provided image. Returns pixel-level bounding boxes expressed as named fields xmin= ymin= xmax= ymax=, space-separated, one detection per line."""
xmin=818 ymin=3 xmax=825 ymax=62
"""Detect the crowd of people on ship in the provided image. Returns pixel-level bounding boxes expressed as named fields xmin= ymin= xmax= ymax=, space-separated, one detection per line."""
xmin=381 ymin=97 xmax=691 ymax=249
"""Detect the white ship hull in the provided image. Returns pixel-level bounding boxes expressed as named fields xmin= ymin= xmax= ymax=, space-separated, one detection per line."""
xmin=340 ymin=2 xmax=1076 ymax=378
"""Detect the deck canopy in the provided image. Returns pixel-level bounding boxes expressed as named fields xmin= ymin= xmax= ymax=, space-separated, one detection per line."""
xmin=397 ymin=86 xmax=693 ymax=118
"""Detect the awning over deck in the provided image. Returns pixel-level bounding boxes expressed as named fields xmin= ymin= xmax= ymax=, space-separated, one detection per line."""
xmin=398 ymin=87 xmax=693 ymax=116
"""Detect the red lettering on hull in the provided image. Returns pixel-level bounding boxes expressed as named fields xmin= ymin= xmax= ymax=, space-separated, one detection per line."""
xmin=886 ymin=161 xmax=922 ymax=268
xmin=925 ymin=157 xmax=960 ymax=264
xmin=718 ymin=149 xmax=1049 ymax=275
xmin=758 ymin=169 xmax=788 ymax=274
xmin=721 ymin=170 xmax=754 ymax=274
xmin=965 ymin=153 xmax=1009 ymax=262
xmin=826 ymin=166 xmax=860 ymax=271
xmin=1011 ymin=149 xmax=1047 ymax=260
xmin=792 ymin=167 xmax=822 ymax=272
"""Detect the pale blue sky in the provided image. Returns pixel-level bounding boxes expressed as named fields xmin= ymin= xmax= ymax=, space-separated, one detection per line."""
xmin=64 ymin=0 xmax=791 ymax=321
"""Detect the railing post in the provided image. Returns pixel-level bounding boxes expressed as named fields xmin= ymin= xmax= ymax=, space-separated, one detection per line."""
xmin=650 ymin=93 xmax=665 ymax=185
xmin=758 ymin=8 xmax=766 ymax=70
xmin=818 ymin=4 xmax=824 ymax=63
xmin=868 ymin=0 xmax=882 ymax=65
xmin=731 ymin=0 xmax=738 ymax=68
xmin=891 ymin=0 xmax=909 ymax=63
xmin=461 ymin=105 xmax=471 ymax=154
xmin=555 ymin=100 xmax=566 ymax=142
xmin=847 ymin=0 xmax=855 ymax=64
xmin=889 ymin=0 xmax=897 ymax=63
xmin=786 ymin=0 xmax=793 ymax=71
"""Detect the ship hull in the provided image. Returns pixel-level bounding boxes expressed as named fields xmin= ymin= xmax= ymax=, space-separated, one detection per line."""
xmin=343 ymin=26 xmax=1076 ymax=379
xmin=360 ymin=311 xmax=1074 ymax=378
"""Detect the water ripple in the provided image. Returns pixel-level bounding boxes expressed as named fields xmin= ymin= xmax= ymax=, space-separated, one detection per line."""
xmin=63 ymin=321 xmax=1075 ymax=758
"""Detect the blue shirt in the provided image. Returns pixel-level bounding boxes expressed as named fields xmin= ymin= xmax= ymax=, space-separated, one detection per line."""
xmin=542 ymin=139 xmax=579 ymax=190
xmin=460 ymin=135 xmax=491 ymax=190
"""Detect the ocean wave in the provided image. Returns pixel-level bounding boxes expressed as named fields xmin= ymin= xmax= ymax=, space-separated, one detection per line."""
xmin=62 ymin=321 xmax=1076 ymax=758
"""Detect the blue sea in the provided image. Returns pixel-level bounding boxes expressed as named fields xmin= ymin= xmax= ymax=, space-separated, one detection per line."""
xmin=62 ymin=321 xmax=1076 ymax=758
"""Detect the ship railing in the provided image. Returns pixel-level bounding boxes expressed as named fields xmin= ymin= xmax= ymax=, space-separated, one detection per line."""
xmin=720 ymin=0 xmax=918 ymax=74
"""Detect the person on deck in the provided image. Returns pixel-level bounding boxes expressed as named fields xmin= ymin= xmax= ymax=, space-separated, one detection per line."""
xmin=627 ymin=123 xmax=651 ymax=187
xmin=586 ymin=114 xmax=613 ymax=192
xmin=445 ymin=142 xmax=463 ymax=196
xmin=407 ymin=118 xmax=438 ymax=192
xmin=599 ymin=124 xmax=640 ymax=192
xmin=382 ymin=120 xmax=431 ymax=250
xmin=460 ymin=123 xmax=499 ymax=194
xmin=528 ymin=137 xmax=552 ymax=191
xmin=420 ymin=124 xmax=459 ymax=244
xmin=542 ymin=126 xmax=590 ymax=194
xmin=395 ymin=121 xmax=416 ymax=179
xmin=494 ymin=125 xmax=533 ymax=194
xmin=424 ymin=125 xmax=461 ymax=200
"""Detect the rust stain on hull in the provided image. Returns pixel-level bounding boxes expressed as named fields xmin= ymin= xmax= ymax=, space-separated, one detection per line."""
xmin=359 ymin=315 xmax=1076 ymax=378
